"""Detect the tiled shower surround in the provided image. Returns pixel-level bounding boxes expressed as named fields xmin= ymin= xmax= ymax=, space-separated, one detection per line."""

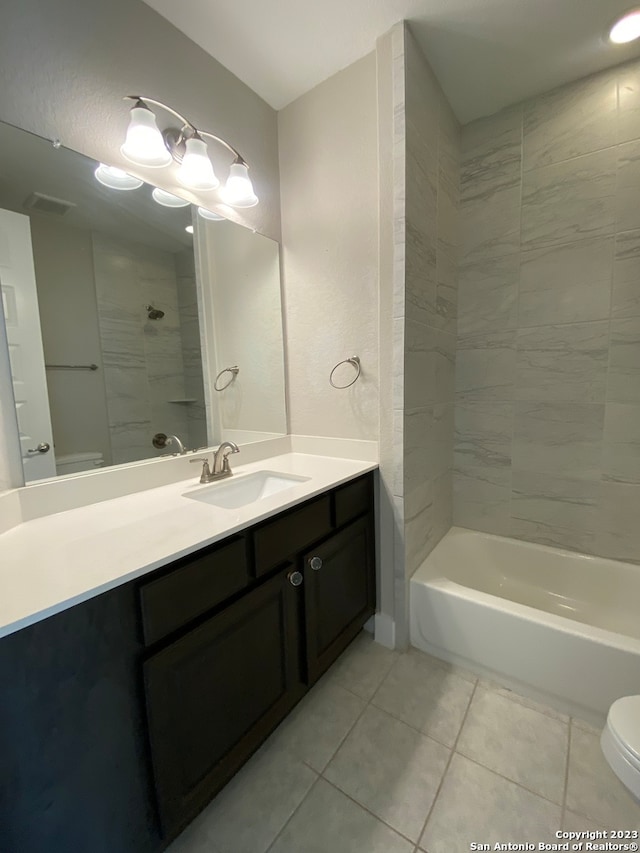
xmin=454 ymin=58 xmax=640 ymax=563
xmin=93 ymin=234 xmax=206 ymax=465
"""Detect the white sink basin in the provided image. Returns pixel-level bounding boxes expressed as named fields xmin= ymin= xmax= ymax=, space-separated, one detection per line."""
xmin=184 ymin=470 xmax=310 ymax=509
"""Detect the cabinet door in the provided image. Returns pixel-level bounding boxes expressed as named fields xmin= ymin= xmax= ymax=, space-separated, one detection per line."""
xmin=303 ymin=516 xmax=375 ymax=684
xmin=143 ymin=566 xmax=304 ymax=839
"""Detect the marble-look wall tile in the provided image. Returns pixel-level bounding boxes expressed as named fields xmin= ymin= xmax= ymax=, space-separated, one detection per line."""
xmin=404 ymin=319 xmax=437 ymax=410
xmin=602 ymin=403 xmax=640 ymax=485
xmin=404 ymin=479 xmax=434 ymax=575
xmin=461 ymin=106 xmax=522 ymax=202
xmin=607 ymin=317 xmax=640 ymax=403
xmin=405 ymin=220 xmax=437 ymax=327
xmin=618 ymin=63 xmax=640 ymax=145
xmin=456 ymin=57 xmax=640 ymax=562
xmin=455 ymin=401 xmax=513 ymax=473
xmin=456 ymin=331 xmax=516 ymax=401
xmin=598 ymin=482 xmax=640 ymax=561
xmin=510 ymin=470 xmax=599 ymax=553
xmin=523 ymin=71 xmax=617 ymax=170
xmin=453 ymin=467 xmax=511 ymax=535
xmin=461 ymin=186 xmax=521 ymax=264
xmin=512 ymin=402 xmax=604 ymax=481
xmin=616 ymin=140 xmax=640 ymax=233
xmin=515 ymin=321 xmax=608 ymax=402
xmin=457 ymin=254 xmax=519 ymax=335
xmin=518 ymin=237 xmax=613 ymax=327
xmin=435 ymin=245 xmax=457 ymax=334
xmin=612 ymin=229 xmax=640 ymax=319
xmin=521 ymin=149 xmax=616 ymax=250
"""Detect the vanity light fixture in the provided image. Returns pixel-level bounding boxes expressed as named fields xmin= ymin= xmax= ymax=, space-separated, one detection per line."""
xmin=120 ymin=96 xmax=258 ymax=206
xmin=151 ymin=188 xmax=190 ymax=208
xmin=610 ymin=8 xmax=640 ymax=42
xmin=197 ymin=206 xmax=226 ymax=221
xmin=94 ymin=163 xmax=143 ymax=190
xmin=185 ymin=224 xmax=194 ymax=234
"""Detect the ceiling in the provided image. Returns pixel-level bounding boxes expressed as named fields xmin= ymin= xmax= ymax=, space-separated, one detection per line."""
xmin=143 ymin=0 xmax=640 ymax=123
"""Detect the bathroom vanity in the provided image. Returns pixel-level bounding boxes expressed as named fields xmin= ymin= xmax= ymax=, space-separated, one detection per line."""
xmin=0 ymin=462 xmax=376 ymax=853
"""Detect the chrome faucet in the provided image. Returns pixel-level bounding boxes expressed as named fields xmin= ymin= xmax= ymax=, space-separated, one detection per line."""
xmin=189 ymin=441 xmax=240 ymax=484
xmin=165 ymin=434 xmax=186 ymax=455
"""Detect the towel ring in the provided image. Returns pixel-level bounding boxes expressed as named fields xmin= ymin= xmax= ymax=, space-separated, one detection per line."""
xmin=214 ymin=365 xmax=239 ymax=391
xmin=330 ymin=356 xmax=361 ymax=389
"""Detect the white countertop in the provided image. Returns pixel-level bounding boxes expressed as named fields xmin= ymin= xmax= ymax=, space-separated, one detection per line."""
xmin=0 ymin=452 xmax=376 ymax=640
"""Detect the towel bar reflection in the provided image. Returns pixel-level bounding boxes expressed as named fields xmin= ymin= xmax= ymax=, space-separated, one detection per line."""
xmin=45 ymin=363 xmax=99 ymax=371
xmin=214 ymin=365 xmax=239 ymax=391
xmin=330 ymin=356 xmax=361 ymax=389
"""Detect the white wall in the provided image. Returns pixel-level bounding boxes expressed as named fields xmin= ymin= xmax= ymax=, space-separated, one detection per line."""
xmin=278 ymin=52 xmax=379 ymax=440
xmin=200 ymin=220 xmax=287 ymax=437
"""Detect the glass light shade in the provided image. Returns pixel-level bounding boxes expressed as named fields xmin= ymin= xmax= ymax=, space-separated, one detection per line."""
xmin=610 ymin=10 xmax=640 ymax=42
xmin=94 ymin=163 xmax=143 ymax=190
xmin=152 ymin=187 xmax=190 ymax=208
xmin=121 ymin=105 xmax=172 ymax=168
xmin=177 ymin=137 xmax=219 ymax=190
xmin=197 ymin=206 xmax=225 ymax=221
xmin=221 ymin=162 xmax=258 ymax=207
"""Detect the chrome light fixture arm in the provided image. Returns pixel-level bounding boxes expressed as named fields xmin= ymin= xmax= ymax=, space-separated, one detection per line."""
xmin=124 ymin=95 xmax=246 ymax=166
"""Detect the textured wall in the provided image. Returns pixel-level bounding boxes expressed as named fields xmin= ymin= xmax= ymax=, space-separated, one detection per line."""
xmin=278 ymin=52 xmax=379 ymax=440
xmin=455 ymin=58 xmax=640 ymax=562
xmin=402 ymin=28 xmax=460 ymax=582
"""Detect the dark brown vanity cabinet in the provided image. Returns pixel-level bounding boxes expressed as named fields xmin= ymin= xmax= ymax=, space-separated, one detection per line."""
xmin=143 ymin=565 xmax=305 ymax=837
xmin=0 ymin=471 xmax=376 ymax=853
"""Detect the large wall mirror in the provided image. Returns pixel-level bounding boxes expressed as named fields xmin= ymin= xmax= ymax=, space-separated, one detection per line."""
xmin=0 ymin=120 xmax=287 ymax=483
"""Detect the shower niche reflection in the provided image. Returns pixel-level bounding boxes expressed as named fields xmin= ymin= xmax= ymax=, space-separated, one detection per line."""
xmin=0 ymin=120 xmax=286 ymax=482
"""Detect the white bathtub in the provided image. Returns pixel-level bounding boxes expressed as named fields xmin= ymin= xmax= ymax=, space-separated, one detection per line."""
xmin=410 ymin=527 xmax=640 ymax=721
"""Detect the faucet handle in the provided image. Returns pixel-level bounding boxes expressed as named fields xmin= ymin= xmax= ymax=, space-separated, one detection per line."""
xmin=189 ymin=456 xmax=212 ymax=483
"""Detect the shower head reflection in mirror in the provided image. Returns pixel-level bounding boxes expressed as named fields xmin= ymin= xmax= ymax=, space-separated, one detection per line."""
xmin=0 ymin=118 xmax=287 ymax=483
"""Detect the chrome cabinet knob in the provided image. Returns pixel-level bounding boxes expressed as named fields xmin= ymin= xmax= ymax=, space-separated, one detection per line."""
xmin=309 ymin=556 xmax=322 ymax=571
xmin=27 ymin=442 xmax=50 ymax=454
xmin=288 ymin=570 xmax=303 ymax=587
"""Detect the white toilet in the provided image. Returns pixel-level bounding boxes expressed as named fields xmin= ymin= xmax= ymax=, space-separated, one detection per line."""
xmin=55 ymin=451 xmax=105 ymax=476
xmin=601 ymin=695 xmax=640 ymax=803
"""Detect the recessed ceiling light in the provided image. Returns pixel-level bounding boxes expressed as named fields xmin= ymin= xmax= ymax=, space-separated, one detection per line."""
xmin=151 ymin=187 xmax=190 ymax=208
xmin=94 ymin=163 xmax=143 ymax=191
xmin=610 ymin=9 xmax=640 ymax=43
xmin=185 ymin=224 xmax=194 ymax=234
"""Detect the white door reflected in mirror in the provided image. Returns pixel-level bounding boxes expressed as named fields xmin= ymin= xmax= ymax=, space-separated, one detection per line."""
xmin=0 ymin=208 xmax=56 ymax=480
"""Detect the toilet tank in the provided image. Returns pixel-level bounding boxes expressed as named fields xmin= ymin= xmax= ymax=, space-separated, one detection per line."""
xmin=55 ymin=451 xmax=105 ymax=475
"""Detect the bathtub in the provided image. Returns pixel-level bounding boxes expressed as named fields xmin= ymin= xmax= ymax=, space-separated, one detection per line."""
xmin=410 ymin=527 xmax=640 ymax=721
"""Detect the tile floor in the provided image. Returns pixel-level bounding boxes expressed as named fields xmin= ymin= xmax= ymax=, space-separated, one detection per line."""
xmin=168 ymin=633 xmax=640 ymax=853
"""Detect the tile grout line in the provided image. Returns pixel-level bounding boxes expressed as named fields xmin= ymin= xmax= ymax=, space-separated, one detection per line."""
xmin=263 ymin=774 xmax=322 ymax=853
xmin=560 ymin=718 xmax=573 ymax=830
xmin=414 ymin=677 xmax=480 ymax=849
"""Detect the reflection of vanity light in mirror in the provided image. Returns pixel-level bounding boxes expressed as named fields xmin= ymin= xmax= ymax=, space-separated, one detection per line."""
xmin=151 ymin=188 xmax=190 ymax=208
xmin=185 ymin=224 xmax=194 ymax=234
xmin=198 ymin=207 xmax=225 ymax=221
xmin=120 ymin=96 xmax=258 ymax=206
xmin=94 ymin=163 xmax=143 ymax=191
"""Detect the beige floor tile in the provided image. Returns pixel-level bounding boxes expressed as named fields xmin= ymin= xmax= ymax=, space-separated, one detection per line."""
xmin=372 ymin=649 xmax=475 ymax=747
xmin=325 ymin=705 xmax=450 ymax=841
xmin=456 ymin=686 xmax=568 ymax=803
xmin=269 ymin=778 xmax=414 ymax=853
xmin=561 ymin=809 xmax=607 ymax=833
xmin=266 ymin=678 xmax=365 ymax=772
xmin=166 ymin=738 xmax=316 ymax=853
xmin=570 ymin=716 xmax=604 ymax=735
xmin=420 ymin=753 xmax=561 ymax=853
xmin=480 ymin=678 xmax=569 ymax=722
xmin=566 ymin=724 xmax=640 ymax=830
xmin=323 ymin=631 xmax=398 ymax=700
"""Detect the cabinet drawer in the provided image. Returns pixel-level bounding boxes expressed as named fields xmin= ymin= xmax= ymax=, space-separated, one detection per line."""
xmin=333 ymin=474 xmax=373 ymax=528
xmin=253 ymin=495 xmax=332 ymax=577
xmin=139 ymin=537 xmax=249 ymax=645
